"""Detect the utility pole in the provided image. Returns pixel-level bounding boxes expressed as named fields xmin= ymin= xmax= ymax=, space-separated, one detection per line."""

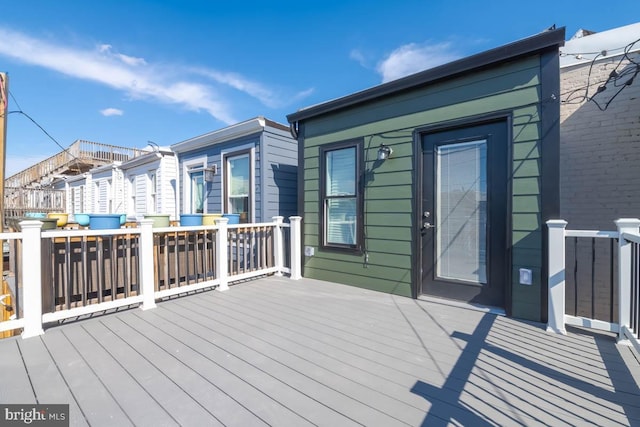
xmin=0 ymin=72 xmax=7 ymax=232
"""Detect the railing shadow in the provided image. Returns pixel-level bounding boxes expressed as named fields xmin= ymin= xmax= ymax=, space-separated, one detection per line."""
xmin=409 ymin=310 xmax=640 ymax=426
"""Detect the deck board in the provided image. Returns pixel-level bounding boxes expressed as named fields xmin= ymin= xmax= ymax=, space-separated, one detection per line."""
xmin=17 ymin=337 xmax=89 ymax=426
xmin=58 ymin=324 xmax=178 ymax=426
xmin=0 ymin=341 xmax=34 ymax=404
xmin=1 ymin=275 xmax=640 ymax=426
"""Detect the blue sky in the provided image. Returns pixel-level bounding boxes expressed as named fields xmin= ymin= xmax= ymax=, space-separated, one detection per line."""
xmin=1 ymin=1 xmax=639 ymax=176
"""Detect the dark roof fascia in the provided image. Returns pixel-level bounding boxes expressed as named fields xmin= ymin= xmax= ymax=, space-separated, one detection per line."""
xmin=287 ymin=27 xmax=565 ymax=123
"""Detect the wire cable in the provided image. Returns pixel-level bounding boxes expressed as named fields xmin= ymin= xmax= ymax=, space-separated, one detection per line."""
xmin=7 ymin=109 xmax=83 ymax=176
xmin=7 ymin=110 xmax=72 ymax=154
xmin=561 ymin=38 xmax=640 ymax=111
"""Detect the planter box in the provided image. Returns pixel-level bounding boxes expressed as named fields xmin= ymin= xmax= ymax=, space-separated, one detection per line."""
xmin=180 ymin=214 xmax=203 ymax=226
xmin=89 ymin=214 xmax=122 ymax=230
xmin=143 ymin=214 xmax=171 ymax=228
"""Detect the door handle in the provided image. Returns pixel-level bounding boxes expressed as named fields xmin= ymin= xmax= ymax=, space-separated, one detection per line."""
xmin=422 ymin=222 xmax=435 ymax=230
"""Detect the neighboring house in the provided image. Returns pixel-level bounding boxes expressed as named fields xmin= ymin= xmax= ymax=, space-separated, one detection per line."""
xmin=63 ymin=147 xmax=178 ymax=220
xmin=64 ymin=173 xmax=90 ymax=214
xmin=89 ymin=163 xmax=123 ymax=214
xmin=120 ymin=147 xmax=178 ymax=220
xmin=63 ymin=164 xmax=120 ymax=215
xmin=558 ymin=22 xmax=640 ymax=321
xmin=287 ymin=28 xmax=565 ymax=321
xmin=4 ymin=140 xmax=145 ymax=218
xmin=171 ymin=117 xmax=298 ymax=223
xmin=559 ymin=22 xmax=640 ymax=229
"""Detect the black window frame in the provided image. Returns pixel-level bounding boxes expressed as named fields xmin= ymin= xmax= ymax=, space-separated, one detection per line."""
xmin=319 ymin=138 xmax=364 ymax=254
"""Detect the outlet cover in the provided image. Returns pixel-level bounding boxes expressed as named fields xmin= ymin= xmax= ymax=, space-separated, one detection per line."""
xmin=304 ymin=246 xmax=315 ymax=257
xmin=519 ymin=268 xmax=533 ymax=285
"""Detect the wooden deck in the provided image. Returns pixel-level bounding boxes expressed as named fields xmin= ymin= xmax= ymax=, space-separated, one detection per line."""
xmin=1 ymin=276 xmax=639 ymax=426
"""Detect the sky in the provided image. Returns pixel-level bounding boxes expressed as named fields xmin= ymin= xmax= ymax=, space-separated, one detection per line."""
xmin=1 ymin=1 xmax=639 ymax=177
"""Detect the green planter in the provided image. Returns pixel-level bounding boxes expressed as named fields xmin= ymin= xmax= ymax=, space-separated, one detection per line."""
xmin=143 ymin=214 xmax=171 ymax=228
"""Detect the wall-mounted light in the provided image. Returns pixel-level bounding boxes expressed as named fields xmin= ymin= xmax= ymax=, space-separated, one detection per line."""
xmin=204 ymin=165 xmax=217 ymax=182
xmin=377 ymin=144 xmax=393 ymax=161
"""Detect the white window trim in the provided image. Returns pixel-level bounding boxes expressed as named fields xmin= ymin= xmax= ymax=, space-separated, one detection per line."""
xmin=182 ymin=156 xmax=207 ymax=214
xmin=126 ymin=175 xmax=136 ymax=217
xmin=147 ymin=170 xmax=157 ymax=214
xmin=221 ymin=147 xmax=255 ymax=222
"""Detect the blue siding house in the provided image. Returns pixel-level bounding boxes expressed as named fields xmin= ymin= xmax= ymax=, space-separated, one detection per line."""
xmin=171 ymin=117 xmax=298 ymax=222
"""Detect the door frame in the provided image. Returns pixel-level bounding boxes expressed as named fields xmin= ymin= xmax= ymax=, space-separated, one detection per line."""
xmin=412 ymin=111 xmax=513 ymax=316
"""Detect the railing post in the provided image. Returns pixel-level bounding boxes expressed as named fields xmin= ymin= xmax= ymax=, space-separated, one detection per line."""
xmin=615 ymin=218 xmax=640 ymax=343
xmin=289 ymin=216 xmax=302 ymax=280
xmin=272 ymin=216 xmax=284 ymax=276
xmin=546 ymin=219 xmax=568 ymax=335
xmin=20 ymin=220 xmax=44 ymax=338
xmin=139 ymin=219 xmax=157 ymax=311
xmin=216 ymin=218 xmax=229 ymax=291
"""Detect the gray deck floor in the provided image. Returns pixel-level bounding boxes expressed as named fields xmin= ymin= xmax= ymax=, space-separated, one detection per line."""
xmin=1 ymin=276 xmax=640 ymax=426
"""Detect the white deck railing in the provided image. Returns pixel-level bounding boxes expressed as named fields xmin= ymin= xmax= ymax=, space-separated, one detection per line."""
xmin=0 ymin=216 xmax=302 ymax=339
xmin=547 ymin=218 xmax=640 ymax=354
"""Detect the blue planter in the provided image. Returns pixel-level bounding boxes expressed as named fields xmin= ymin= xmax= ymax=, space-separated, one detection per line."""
xmin=222 ymin=213 xmax=240 ymax=224
xmin=25 ymin=212 xmax=47 ymax=218
xmin=89 ymin=214 xmax=122 ymax=230
xmin=180 ymin=214 xmax=203 ymax=226
xmin=73 ymin=213 xmax=90 ymax=226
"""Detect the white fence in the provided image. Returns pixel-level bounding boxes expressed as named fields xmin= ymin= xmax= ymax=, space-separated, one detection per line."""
xmin=0 ymin=216 xmax=302 ymax=339
xmin=547 ymin=218 xmax=640 ymax=354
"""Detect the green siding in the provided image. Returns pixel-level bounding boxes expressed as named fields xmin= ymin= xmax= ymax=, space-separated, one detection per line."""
xmin=512 ymin=177 xmax=541 ymax=195
xmin=299 ymin=52 xmax=549 ymax=321
xmin=513 ymin=141 xmax=541 ymax=160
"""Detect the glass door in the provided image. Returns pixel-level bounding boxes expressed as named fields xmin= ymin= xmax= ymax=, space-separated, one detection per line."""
xmin=421 ymin=121 xmax=508 ymax=307
xmin=436 ymin=140 xmax=487 ymax=284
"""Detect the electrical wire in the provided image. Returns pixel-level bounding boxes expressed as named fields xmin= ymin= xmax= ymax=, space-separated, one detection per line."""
xmin=561 ymin=38 xmax=640 ymax=111
xmin=8 ymin=89 xmax=22 ymax=112
xmin=6 ymin=108 xmax=84 ymax=176
xmin=5 ymin=89 xmax=83 ymax=173
xmin=7 ymin=110 xmax=74 ymax=155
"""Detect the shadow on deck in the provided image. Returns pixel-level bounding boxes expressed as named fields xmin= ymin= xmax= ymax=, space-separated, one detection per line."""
xmin=0 ymin=276 xmax=639 ymax=426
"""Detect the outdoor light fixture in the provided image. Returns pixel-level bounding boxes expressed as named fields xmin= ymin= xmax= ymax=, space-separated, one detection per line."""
xmin=377 ymin=144 xmax=393 ymax=161
xmin=204 ymin=165 xmax=218 ymax=182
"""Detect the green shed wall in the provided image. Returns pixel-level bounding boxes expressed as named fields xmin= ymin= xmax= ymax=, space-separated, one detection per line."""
xmin=299 ymin=54 xmax=553 ymax=320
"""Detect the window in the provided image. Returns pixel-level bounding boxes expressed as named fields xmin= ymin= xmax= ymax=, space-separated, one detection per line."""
xmin=128 ymin=176 xmax=137 ymax=216
xmin=71 ymin=186 xmax=85 ymax=213
xmin=225 ymin=152 xmax=251 ymax=223
xmin=436 ymin=140 xmax=487 ymax=284
xmin=94 ymin=180 xmax=111 ymax=213
xmin=147 ymin=170 xmax=157 ymax=213
xmin=321 ymin=140 xmax=363 ymax=251
xmin=190 ymin=170 xmax=204 ymax=213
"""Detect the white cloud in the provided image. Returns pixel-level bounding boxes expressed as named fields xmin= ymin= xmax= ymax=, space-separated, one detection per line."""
xmin=192 ymin=68 xmax=313 ymax=109
xmin=0 ymin=27 xmax=309 ymax=124
xmin=99 ymin=44 xmax=147 ymax=67
xmin=377 ymin=41 xmax=460 ymax=83
xmin=349 ymin=49 xmax=367 ymax=67
xmin=100 ymin=107 xmax=123 ymax=116
xmin=193 ymin=69 xmax=280 ymax=108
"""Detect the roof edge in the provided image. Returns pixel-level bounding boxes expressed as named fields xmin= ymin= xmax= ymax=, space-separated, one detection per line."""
xmin=171 ymin=116 xmax=289 ymax=153
xmin=287 ymin=27 xmax=565 ymax=123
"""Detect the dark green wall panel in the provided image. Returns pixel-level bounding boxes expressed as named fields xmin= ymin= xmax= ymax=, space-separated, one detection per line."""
xmin=304 ymin=266 xmax=413 ymax=296
xmin=299 ymin=52 xmax=551 ymax=320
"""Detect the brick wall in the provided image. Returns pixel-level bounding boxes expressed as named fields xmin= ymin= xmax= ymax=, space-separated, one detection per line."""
xmin=559 ymin=54 xmax=639 ymax=320
xmin=560 ymin=53 xmax=640 ymax=230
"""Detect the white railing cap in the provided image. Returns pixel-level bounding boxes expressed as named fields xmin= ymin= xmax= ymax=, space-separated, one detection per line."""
xmin=614 ymin=218 xmax=640 ymax=227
